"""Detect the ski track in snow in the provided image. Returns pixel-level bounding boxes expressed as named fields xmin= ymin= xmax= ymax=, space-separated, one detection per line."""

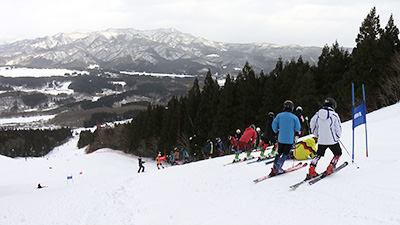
xmin=1 ymin=103 xmax=400 ymax=225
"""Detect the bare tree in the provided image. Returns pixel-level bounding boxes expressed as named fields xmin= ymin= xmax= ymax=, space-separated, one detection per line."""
xmin=146 ymin=136 xmax=160 ymax=157
xmin=378 ymin=52 xmax=400 ymax=106
xmin=176 ymin=132 xmax=191 ymax=154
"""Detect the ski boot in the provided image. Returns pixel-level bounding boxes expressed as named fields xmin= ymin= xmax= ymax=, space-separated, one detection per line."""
xmin=308 ymin=165 xmax=318 ymax=179
xmin=244 ymin=152 xmax=254 ymax=161
xmin=326 ymin=163 xmax=335 ymax=175
xmin=232 ymin=158 xmax=240 ymax=163
xmin=258 ymin=155 xmax=267 ymax=161
xmin=269 ymin=149 xmax=276 ymax=157
xmin=276 ymin=168 xmax=285 ymax=175
xmin=269 ymin=168 xmax=276 ymax=177
xmin=232 ymin=151 xmax=241 ymax=163
xmin=260 ymin=149 xmax=265 ymax=157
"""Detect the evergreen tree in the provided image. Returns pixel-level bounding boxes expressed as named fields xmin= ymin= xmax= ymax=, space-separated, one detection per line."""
xmin=344 ymin=7 xmax=386 ymax=111
xmin=148 ymin=105 xmax=166 ymax=150
xmin=78 ymin=7 xmax=400 ymax=158
xmin=260 ymin=57 xmax=283 ymax=117
xmin=315 ymin=41 xmax=352 ymax=115
xmin=194 ymin=69 xmax=220 ymax=142
xmin=381 ymin=14 xmax=400 ymax=52
xmin=355 ymin=7 xmax=383 ymax=45
xmin=260 ymin=72 xmax=278 ymax=121
xmin=212 ymin=74 xmax=238 ymax=142
xmin=235 ymin=62 xmax=261 ymax=128
xmin=378 ymin=15 xmax=400 ymax=106
xmin=293 ymin=66 xmax=318 ymax=117
xmin=271 ymin=57 xmax=284 ymax=77
xmin=161 ymin=96 xmax=181 ymax=151
xmin=185 ymin=78 xmax=201 ymax=135
xmin=182 ymin=78 xmax=202 ymax=155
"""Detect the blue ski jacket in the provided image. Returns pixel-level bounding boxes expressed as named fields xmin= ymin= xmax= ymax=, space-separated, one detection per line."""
xmin=272 ymin=111 xmax=301 ymax=144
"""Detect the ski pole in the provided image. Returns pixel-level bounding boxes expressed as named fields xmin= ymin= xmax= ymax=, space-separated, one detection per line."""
xmin=305 ymin=117 xmax=311 ymax=135
xmin=339 ymin=140 xmax=359 ymax=169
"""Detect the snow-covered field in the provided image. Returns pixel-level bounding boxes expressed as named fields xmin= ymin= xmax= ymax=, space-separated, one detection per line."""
xmin=1 ymin=103 xmax=400 ymax=225
xmin=0 ymin=67 xmax=195 ymax=79
xmin=0 ymin=115 xmax=56 ymax=126
xmin=0 ymin=114 xmax=59 ymax=129
xmin=0 ymin=67 xmax=87 ymax=78
xmin=121 ymin=70 xmax=196 ymax=78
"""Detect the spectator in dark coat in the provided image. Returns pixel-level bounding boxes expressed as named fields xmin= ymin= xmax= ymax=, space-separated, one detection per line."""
xmin=137 ymin=156 xmax=145 ymax=173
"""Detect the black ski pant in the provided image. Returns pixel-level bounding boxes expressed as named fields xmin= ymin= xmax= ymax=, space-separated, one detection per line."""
xmin=138 ymin=165 xmax=145 ymax=173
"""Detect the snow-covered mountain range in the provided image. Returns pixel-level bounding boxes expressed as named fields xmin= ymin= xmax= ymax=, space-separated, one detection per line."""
xmin=0 ymin=28 xmax=322 ymax=75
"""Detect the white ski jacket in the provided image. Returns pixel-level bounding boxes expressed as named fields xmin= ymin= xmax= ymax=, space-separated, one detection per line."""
xmin=310 ymin=107 xmax=342 ymax=145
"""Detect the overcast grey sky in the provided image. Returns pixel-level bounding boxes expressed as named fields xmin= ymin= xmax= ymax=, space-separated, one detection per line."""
xmin=0 ymin=0 xmax=399 ymax=47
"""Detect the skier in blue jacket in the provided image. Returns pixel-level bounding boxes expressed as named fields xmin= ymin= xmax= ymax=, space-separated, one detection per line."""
xmin=215 ymin=137 xmax=225 ymax=157
xmin=269 ymin=100 xmax=301 ymax=176
xmin=181 ymin=147 xmax=189 ymax=164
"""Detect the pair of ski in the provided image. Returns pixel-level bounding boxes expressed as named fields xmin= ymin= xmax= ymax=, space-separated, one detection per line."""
xmin=253 ymin=162 xmax=308 ymax=183
xmin=246 ymin=155 xmax=275 ymax=164
xmin=289 ymin=161 xmax=349 ymax=190
xmin=224 ymin=146 xmax=275 ymax=166
xmin=223 ymin=156 xmax=257 ymax=166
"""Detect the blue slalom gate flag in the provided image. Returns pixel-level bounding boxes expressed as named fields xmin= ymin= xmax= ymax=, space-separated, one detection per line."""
xmin=352 ymin=102 xmax=366 ymax=129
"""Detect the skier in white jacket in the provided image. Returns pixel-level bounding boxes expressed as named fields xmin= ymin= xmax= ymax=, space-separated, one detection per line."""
xmin=308 ymin=97 xmax=342 ymax=178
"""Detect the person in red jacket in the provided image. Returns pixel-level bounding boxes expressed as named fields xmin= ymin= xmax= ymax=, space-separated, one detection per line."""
xmin=237 ymin=124 xmax=257 ymax=161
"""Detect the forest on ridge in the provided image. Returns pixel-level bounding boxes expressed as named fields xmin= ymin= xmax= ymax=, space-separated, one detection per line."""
xmin=77 ymin=7 xmax=399 ymax=159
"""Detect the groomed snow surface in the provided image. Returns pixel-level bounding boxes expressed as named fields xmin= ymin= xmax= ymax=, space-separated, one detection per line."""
xmin=1 ymin=104 xmax=400 ymax=225
xmin=0 ymin=67 xmax=87 ymax=78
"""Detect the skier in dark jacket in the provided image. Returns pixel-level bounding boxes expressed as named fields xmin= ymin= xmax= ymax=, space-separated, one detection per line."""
xmin=294 ymin=106 xmax=306 ymax=136
xmin=235 ymin=129 xmax=242 ymax=144
xmin=292 ymin=105 xmax=305 ymax=151
xmin=258 ymin=112 xmax=277 ymax=158
xmin=137 ymin=156 xmax=145 ymax=173
xmin=269 ymin=100 xmax=301 ymax=176
xmin=202 ymin=140 xmax=213 ymax=159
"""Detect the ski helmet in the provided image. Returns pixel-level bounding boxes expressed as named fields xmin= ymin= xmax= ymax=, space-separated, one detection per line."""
xmin=256 ymin=127 xmax=261 ymax=132
xmin=268 ymin=111 xmax=275 ymax=118
xmin=324 ymin=97 xmax=337 ymax=109
xmin=296 ymin=106 xmax=303 ymax=112
xmin=236 ymin=129 xmax=241 ymax=134
xmin=283 ymin=100 xmax=294 ymax=112
xmin=250 ymin=124 xmax=256 ymax=130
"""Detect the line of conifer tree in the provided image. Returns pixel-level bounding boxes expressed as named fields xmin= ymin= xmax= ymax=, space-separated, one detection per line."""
xmin=82 ymin=7 xmax=399 ymax=159
xmin=0 ymin=127 xmax=72 ymax=158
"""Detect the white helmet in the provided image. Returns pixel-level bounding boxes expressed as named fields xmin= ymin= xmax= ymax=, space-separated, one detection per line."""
xmin=256 ymin=127 xmax=261 ymax=132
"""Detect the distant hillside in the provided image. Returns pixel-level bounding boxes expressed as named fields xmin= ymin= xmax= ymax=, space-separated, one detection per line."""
xmin=0 ymin=70 xmax=196 ymax=128
xmin=0 ymin=28 xmax=322 ymax=75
